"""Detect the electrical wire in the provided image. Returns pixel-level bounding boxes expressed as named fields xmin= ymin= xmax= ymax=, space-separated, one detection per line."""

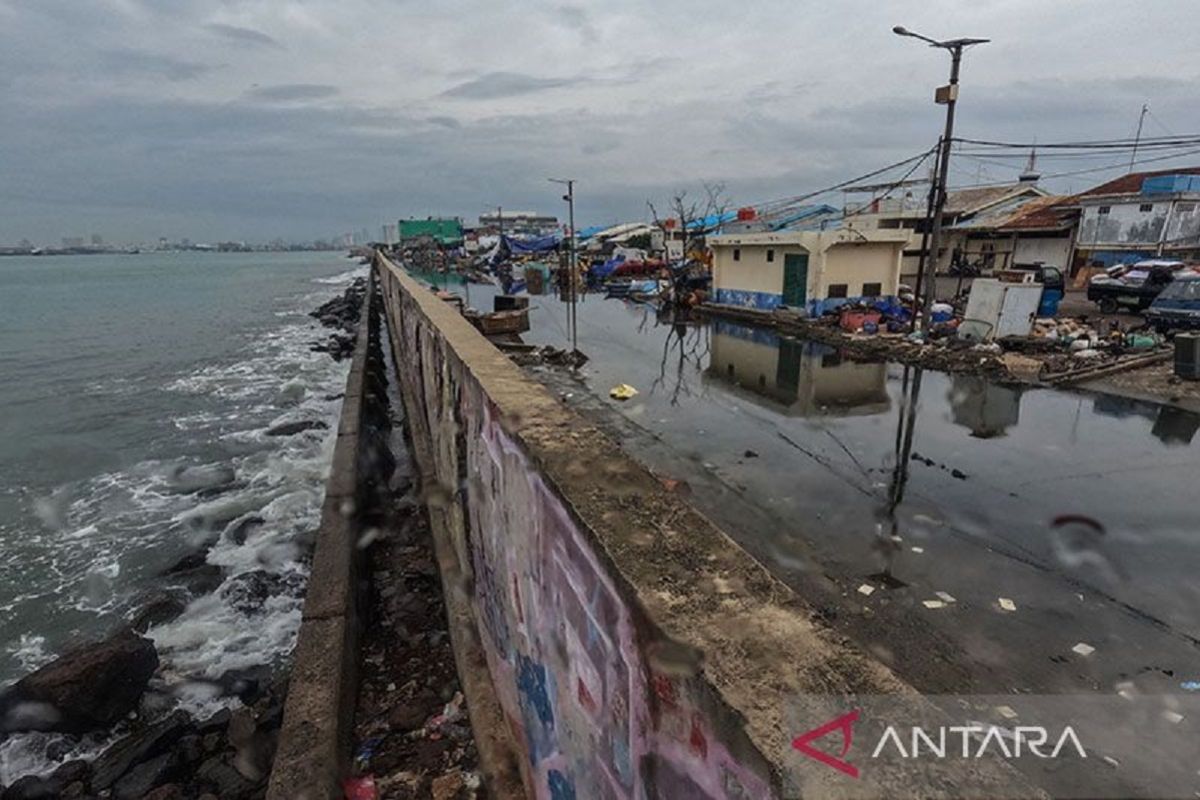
xmin=746 ymin=146 xmax=938 ymax=213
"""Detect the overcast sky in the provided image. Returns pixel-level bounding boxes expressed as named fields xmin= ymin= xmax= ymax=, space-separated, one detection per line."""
xmin=3 ymin=0 xmax=1200 ymax=244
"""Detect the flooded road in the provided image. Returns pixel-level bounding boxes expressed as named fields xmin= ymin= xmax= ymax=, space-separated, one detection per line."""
xmin=454 ymin=284 xmax=1200 ymax=703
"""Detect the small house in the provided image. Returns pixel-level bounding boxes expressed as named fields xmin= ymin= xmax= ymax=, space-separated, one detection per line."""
xmin=707 ymin=229 xmax=908 ymax=315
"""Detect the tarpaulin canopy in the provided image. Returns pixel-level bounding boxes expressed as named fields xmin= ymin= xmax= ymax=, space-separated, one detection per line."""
xmin=575 ymin=225 xmax=607 ymax=241
xmin=503 ymin=234 xmax=560 ymax=254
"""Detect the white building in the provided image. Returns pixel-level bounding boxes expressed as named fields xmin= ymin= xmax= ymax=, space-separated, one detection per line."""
xmin=708 ymin=229 xmax=908 ymax=314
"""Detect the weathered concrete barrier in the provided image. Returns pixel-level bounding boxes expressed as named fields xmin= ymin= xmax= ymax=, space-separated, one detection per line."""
xmin=375 ymin=254 xmax=1038 ymax=799
xmin=267 ymin=271 xmax=393 ymax=800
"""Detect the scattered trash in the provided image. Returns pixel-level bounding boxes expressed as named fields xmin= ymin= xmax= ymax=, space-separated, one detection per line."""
xmin=910 ymin=546 xmax=925 ymax=554
xmin=743 ymin=449 xmax=759 ymax=458
xmin=995 ymin=705 xmax=1018 ymax=720
xmin=343 ymin=775 xmax=379 ymax=800
xmin=354 ymin=736 xmax=384 ymax=769
xmin=1072 ymin=642 xmax=1096 ymax=657
xmin=1163 ymin=710 xmax=1185 ymax=724
xmin=609 ymin=383 xmax=638 ymax=400
xmin=1180 ymin=681 xmax=1200 ymax=692
xmin=935 ymin=591 xmax=957 ymax=604
xmin=1102 ymin=755 xmax=1120 ymax=769
xmin=922 ymin=599 xmax=947 ymax=610
xmin=998 ymin=597 xmax=1017 ymax=612
xmin=857 ymin=584 xmax=876 ymax=597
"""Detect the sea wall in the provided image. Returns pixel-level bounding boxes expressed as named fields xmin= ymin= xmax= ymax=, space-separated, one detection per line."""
xmin=374 ymin=253 xmax=1021 ymax=799
xmin=267 ymin=270 xmax=392 ymax=800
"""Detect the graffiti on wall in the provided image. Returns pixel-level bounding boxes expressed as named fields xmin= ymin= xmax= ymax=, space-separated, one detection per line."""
xmin=381 ymin=265 xmax=774 ymax=799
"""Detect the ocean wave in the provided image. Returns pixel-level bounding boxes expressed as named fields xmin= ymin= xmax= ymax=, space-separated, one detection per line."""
xmin=0 ymin=280 xmax=354 ymax=781
xmin=312 ymin=266 xmax=367 ymax=285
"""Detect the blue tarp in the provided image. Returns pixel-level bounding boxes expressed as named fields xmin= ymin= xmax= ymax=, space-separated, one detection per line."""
xmin=504 ymin=234 xmax=560 ymax=254
xmin=591 ymin=254 xmax=625 ymax=280
xmin=575 ymin=225 xmax=606 ymax=241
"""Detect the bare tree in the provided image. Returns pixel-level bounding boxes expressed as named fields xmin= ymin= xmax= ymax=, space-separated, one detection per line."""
xmin=647 ymin=181 xmax=730 ymax=263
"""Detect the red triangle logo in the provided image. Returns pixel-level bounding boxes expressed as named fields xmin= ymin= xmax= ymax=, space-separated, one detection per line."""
xmin=792 ymin=708 xmax=861 ymax=778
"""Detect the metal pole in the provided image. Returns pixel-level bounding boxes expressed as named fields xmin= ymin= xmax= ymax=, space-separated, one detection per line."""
xmin=910 ymin=140 xmax=941 ymax=329
xmin=922 ymin=45 xmax=962 ymax=326
xmin=567 ymin=180 xmax=578 ymax=353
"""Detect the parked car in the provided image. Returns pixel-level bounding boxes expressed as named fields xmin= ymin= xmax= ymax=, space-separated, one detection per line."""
xmin=1086 ymin=259 xmax=1186 ymax=314
xmin=1145 ymin=273 xmax=1200 ymax=332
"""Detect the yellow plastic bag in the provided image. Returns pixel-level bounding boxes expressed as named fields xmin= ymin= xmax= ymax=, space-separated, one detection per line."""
xmin=609 ymin=383 xmax=638 ymax=401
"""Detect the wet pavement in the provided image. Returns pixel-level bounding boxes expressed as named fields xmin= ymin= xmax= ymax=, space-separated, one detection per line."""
xmin=440 ymin=283 xmax=1200 ymax=705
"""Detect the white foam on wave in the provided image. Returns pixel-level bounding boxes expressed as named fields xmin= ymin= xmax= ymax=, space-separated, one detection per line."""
xmin=0 ymin=277 xmax=355 ymax=782
xmin=312 ymin=266 xmax=367 ymax=285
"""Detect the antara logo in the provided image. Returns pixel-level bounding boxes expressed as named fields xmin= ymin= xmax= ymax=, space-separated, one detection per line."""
xmin=793 ymin=709 xmax=1087 ymax=778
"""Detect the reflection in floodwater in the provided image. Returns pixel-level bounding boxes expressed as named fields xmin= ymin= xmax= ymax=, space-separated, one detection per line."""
xmin=705 ymin=319 xmax=890 ymax=417
xmin=948 ymin=376 xmax=1023 ymax=439
xmin=1092 ymin=393 xmax=1200 ymax=446
xmin=454 ymin=283 xmax=1200 ymax=708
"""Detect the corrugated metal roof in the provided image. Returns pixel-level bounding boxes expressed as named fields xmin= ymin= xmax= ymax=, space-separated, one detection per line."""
xmin=944 ymin=184 xmax=1044 ymax=215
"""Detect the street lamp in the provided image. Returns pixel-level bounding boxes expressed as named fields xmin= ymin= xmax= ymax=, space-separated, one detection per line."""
xmin=894 ymin=25 xmax=989 ymax=327
xmin=549 ymin=178 xmax=578 ymax=353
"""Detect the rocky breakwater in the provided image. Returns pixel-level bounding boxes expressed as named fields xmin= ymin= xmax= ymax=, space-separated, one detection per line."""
xmin=0 ymin=280 xmax=368 ymax=800
xmin=0 ymin=628 xmax=284 ymax=800
xmin=309 ymin=278 xmax=366 ymax=361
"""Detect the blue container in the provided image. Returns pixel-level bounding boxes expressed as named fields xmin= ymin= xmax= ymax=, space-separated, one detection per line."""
xmin=1039 ymin=289 xmax=1063 ymax=317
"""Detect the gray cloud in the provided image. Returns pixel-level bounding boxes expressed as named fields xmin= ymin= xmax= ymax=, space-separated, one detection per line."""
xmin=96 ymin=49 xmax=212 ymax=82
xmin=3 ymin=0 xmax=1200 ymax=244
xmin=442 ymin=71 xmax=581 ymax=99
xmin=205 ymin=23 xmax=283 ymax=49
xmin=246 ymin=84 xmax=340 ymax=103
xmin=554 ymin=5 xmax=598 ymax=41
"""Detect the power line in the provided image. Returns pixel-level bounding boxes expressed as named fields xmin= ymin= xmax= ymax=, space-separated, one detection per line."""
xmin=954 ymin=134 xmax=1200 ymax=150
xmin=748 ymin=146 xmax=939 ymax=213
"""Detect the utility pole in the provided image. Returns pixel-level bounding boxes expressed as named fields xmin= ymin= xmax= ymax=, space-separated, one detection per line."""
xmin=1130 ymin=103 xmax=1149 ymax=172
xmin=549 ymin=178 xmax=578 ymax=354
xmin=894 ymin=26 xmax=989 ymax=328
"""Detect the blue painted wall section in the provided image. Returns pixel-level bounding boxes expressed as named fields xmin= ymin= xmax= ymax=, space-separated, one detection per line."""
xmin=714 ymin=288 xmax=783 ymax=310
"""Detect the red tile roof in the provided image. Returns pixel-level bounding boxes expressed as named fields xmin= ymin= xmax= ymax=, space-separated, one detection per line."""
xmin=1079 ymin=166 xmax=1200 ymax=197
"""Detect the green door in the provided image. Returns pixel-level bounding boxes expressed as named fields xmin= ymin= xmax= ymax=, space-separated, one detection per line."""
xmin=782 ymin=253 xmax=809 ymax=307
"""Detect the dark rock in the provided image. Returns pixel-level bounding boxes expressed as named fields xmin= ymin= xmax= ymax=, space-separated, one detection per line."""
xmin=196 ymin=708 xmax=231 ymax=735
xmin=264 ymin=420 xmax=328 ymax=437
xmin=169 ymin=564 xmax=225 ymax=596
xmin=129 ymin=591 xmax=187 ymax=633
xmin=59 ymin=782 xmax=86 ymax=799
xmin=195 ymin=755 xmax=258 ymax=799
xmin=219 ymin=570 xmax=304 ymax=614
xmin=0 ymin=628 xmax=159 ymax=734
xmin=140 ymin=785 xmax=185 ymax=800
xmin=743 ymin=449 xmax=759 ymax=458
xmin=90 ymin=710 xmax=191 ymax=790
xmin=224 ymin=516 xmax=265 ymax=546
xmin=1 ymin=757 xmax=88 ymax=800
xmin=178 ymin=734 xmax=204 ymax=765
xmin=215 ymin=664 xmax=274 ymax=703
xmin=162 ymin=550 xmax=209 ymax=576
xmin=113 ymin=750 xmax=181 ymax=800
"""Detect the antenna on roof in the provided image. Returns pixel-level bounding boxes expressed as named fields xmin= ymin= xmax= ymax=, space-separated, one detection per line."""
xmin=1130 ymin=103 xmax=1149 ymax=173
xmin=1019 ymin=145 xmax=1040 ymax=184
